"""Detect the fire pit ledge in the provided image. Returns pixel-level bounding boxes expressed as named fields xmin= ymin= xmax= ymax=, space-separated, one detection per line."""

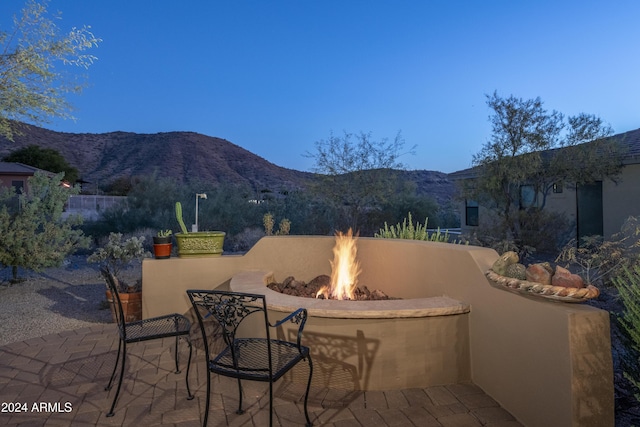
xmin=230 ymin=270 xmax=470 ymax=319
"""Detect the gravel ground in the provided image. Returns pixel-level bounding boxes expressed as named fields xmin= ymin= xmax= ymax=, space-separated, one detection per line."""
xmin=0 ymin=256 xmax=141 ymax=347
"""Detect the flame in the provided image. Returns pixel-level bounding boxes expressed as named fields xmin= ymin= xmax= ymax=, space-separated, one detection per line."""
xmin=320 ymin=228 xmax=361 ymax=300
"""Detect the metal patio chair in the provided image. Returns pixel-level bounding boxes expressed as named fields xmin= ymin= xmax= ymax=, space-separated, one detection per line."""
xmin=187 ymin=289 xmax=313 ymax=427
xmin=101 ymin=269 xmax=193 ymax=417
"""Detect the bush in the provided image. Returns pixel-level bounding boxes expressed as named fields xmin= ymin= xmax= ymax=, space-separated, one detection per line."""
xmin=518 ymin=209 xmax=572 ymax=253
xmin=612 ymin=266 xmax=640 ymax=404
xmin=87 ymin=232 xmax=149 ymax=291
xmin=375 ymin=212 xmax=464 ymax=243
xmin=556 ymin=216 xmax=640 ymax=286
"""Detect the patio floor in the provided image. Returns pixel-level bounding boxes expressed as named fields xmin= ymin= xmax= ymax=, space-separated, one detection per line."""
xmin=0 ymin=324 xmax=523 ymax=426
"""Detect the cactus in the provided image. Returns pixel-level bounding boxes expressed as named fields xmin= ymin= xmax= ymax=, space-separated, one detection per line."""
xmin=175 ymin=202 xmax=189 ymax=234
xmin=157 ymin=229 xmax=173 ymax=237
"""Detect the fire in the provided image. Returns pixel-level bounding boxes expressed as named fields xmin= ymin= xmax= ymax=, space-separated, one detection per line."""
xmin=316 ymin=228 xmax=361 ymax=300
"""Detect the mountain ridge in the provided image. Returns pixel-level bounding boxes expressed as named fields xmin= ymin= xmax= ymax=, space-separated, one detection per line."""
xmin=0 ymin=123 xmax=455 ymax=202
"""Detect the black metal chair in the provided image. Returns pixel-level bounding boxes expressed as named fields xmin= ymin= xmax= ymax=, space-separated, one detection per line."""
xmin=187 ymin=289 xmax=313 ymax=427
xmin=101 ymin=268 xmax=193 ymax=417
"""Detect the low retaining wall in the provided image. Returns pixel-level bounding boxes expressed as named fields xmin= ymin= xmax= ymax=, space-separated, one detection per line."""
xmin=142 ymin=236 xmax=614 ymax=426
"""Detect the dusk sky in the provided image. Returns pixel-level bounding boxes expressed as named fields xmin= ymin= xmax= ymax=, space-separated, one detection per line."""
xmin=2 ymin=1 xmax=639 ymax=173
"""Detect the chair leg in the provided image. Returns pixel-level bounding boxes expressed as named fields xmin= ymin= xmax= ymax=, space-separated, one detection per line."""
xmin=174 ymin=335 xmax=181 ymax=374
xmin=269 ymin=381 xmax=274 ymax=427
xmin=236 ymin=378 xmax=244 ymax=414
xmin=304 ymin=355 xmax=314 ymax=427
xmin=105 ymin=338 xmax=122 ymax=391
xmin=106 ymin=341 xmax=128 ymax=417
xmin=185 ymin=338 xmax=194 ymax=400
xmin=203 ymin=370 xmax=211 ymax=427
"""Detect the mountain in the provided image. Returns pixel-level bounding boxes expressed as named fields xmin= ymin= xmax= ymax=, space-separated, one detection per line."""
xmin=0 ymin=123 xmax=455 ymax=202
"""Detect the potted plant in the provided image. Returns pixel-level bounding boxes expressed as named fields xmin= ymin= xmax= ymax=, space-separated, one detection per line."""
xmin=87 ymin=232 xmax=149 ymax=322
xmin=152 ymin=229 xmax=173 ymax=259
xmin=174 ymin=201 xmax=225 ymax=257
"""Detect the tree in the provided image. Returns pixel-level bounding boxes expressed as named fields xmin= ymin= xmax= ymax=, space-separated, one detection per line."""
xmin=0 ymin=171 xmax=89 ymax=281
xmin=466 ymin=91 xmax=624 ymax=244
xmin=3 ymin=144 xmax=79 ymax=183
xmin=0 ymin=0 xmax=100 ymax=140
xmin=304 ymin=130 xmax=416 ymax=232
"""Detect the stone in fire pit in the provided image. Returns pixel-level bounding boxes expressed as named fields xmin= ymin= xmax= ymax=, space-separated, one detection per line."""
xmin=266 ymin=275 xmax=399 ymax=300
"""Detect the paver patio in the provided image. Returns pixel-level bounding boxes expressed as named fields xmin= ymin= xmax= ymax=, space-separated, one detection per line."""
xmin=0 ymin=324 xmax=523 ymax=426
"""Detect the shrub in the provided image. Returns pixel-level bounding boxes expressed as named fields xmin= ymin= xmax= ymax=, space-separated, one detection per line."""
xmin=556 ymin=216 xmax=640 ymax=286
xmin=263 ymin=213 xmax=291 ymax=236
xmin=612 ymin=266 xmax=640 ymax=404
xmin=0 ymin=172 xmax=89 ymax=281
xmin=374 ymin=212 xmax=464 ymax=243
xmin=87 ymin=232 xmax=149 ymax=292
xmin=518 ymin=209 xmax=572 ymax=253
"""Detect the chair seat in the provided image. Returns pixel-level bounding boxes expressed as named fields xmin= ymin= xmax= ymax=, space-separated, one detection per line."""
xmin=123 ymin=313 xmax=191 ymax=343
xmin=211 ymin=338 xmax=310 ymax=382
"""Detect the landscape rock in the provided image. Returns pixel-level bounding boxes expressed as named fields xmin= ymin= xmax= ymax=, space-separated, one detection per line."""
xmin=504 ymin=263 xmax=527 ymax=280
xmin=526 ymin=262 xmax=553 ymax=286
xmin=491 ymin=251 xmax=519 ymax=275
xmin=552 ymin=266 xmax=585 ymax=288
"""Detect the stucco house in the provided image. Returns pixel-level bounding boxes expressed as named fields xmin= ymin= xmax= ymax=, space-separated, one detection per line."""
xmin=0 ymin=161 xmax=56 ymax=195
xmin=450 ymin=127 xmax=640 ymax=242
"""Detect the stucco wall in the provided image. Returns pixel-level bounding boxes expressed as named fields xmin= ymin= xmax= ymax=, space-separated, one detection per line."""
xmin=142 ymin=236 xmax=614 ymax=426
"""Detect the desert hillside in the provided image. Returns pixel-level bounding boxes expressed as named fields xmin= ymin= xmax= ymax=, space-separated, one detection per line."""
xmin=0 ymin=123 xmax=455 ymax=202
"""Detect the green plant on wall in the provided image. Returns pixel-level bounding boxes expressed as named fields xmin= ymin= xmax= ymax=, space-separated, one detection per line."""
xmin=612 ymin=266 xmax=640 ymax=404
xmin=374 ymin=212 xmax=462 ymax=243
xmin=175 ymin=202 xmax=189 ymax=234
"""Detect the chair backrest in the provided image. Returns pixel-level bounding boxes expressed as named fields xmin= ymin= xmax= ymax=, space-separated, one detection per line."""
xmin=187 ymin=290 xmax=271 ymax=363
xmin=100 ymin=268 xmax=127 ymax=337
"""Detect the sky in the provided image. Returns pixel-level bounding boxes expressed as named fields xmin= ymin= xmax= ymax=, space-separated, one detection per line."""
xmin=2 ymin=1 xmax=639 ymax=174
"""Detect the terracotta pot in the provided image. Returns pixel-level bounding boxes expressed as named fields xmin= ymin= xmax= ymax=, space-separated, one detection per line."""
xmin=153 ymin=242 xmax=172 ymax=259
xmin=106 ymin=290 xmax=142 ymax=323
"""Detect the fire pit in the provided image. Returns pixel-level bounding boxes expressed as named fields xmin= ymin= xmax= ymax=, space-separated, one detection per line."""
xmin=229 ymin=231 xmax=471 ymax=391
xmin=266 ymin=230 xmax=398 ymax=300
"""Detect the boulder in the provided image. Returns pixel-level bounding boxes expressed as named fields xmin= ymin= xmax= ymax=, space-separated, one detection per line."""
xmin=552 ymin=266 xmax=585 ymax=288
xmin=526 ymin=262 xmax=553 ymax=286
xmin=492 ymin=251 xmax=519 ymax=275
xmin=505 ymin=263 xmax=527 ymax=280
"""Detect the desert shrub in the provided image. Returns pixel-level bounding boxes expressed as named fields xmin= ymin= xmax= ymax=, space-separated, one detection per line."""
xmin=228 ymin=227 xmax=265 ymax=252
xmin=464 ymin=213 xmax=535 ymax=260
xmin=187 ymin=183 xmax=263 ymax=238
xmin=612 ymin=266 xmax=640 ymax=404
xmin=261 ymin=190 xmax=339 ymax=235
xmin=375 ymin=212 xmax=465 ymax=243
xmin=556 ymin=216 xmax=640 ymax=286
xmin=371 ymin=191 xmax=441 ymax=235
xmin=0 ymin=172 xmax=89 ymax=281
xmin=83 ymin=173 xmax=180 ymax=238
xmin=518 ymin=209 xmax=572 ymax=253
xmin=263 ymin=213 xmax=291 ymax=236
xmin=87 ymin=232 xmax=149 ymax=291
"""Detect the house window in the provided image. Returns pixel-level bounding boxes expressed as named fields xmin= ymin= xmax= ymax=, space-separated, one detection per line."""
xmin=465 ymin=199 xmax=479 ymax=226
xmin=553 ymin=182 xmax=563 ymax=193
xmin=11 ymin=180 xmax=25 ymax=194
xmin=520 ymin=185 xmax=537 ymax=209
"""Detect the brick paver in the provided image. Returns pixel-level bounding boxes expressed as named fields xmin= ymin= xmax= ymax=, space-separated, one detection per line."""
xmin=0 ymin=324 xmax=523 ymax=426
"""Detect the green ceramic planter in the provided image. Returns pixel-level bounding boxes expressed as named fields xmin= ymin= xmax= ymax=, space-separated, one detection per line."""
xmin=175 ymin=232 xmax=225 ymax=257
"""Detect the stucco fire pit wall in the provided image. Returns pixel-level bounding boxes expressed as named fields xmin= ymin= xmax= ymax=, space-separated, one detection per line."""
xmin=229 ymin=269 xmax=471 ymax=391
xmin=142 ymin=236 xmax=614 ymax=427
